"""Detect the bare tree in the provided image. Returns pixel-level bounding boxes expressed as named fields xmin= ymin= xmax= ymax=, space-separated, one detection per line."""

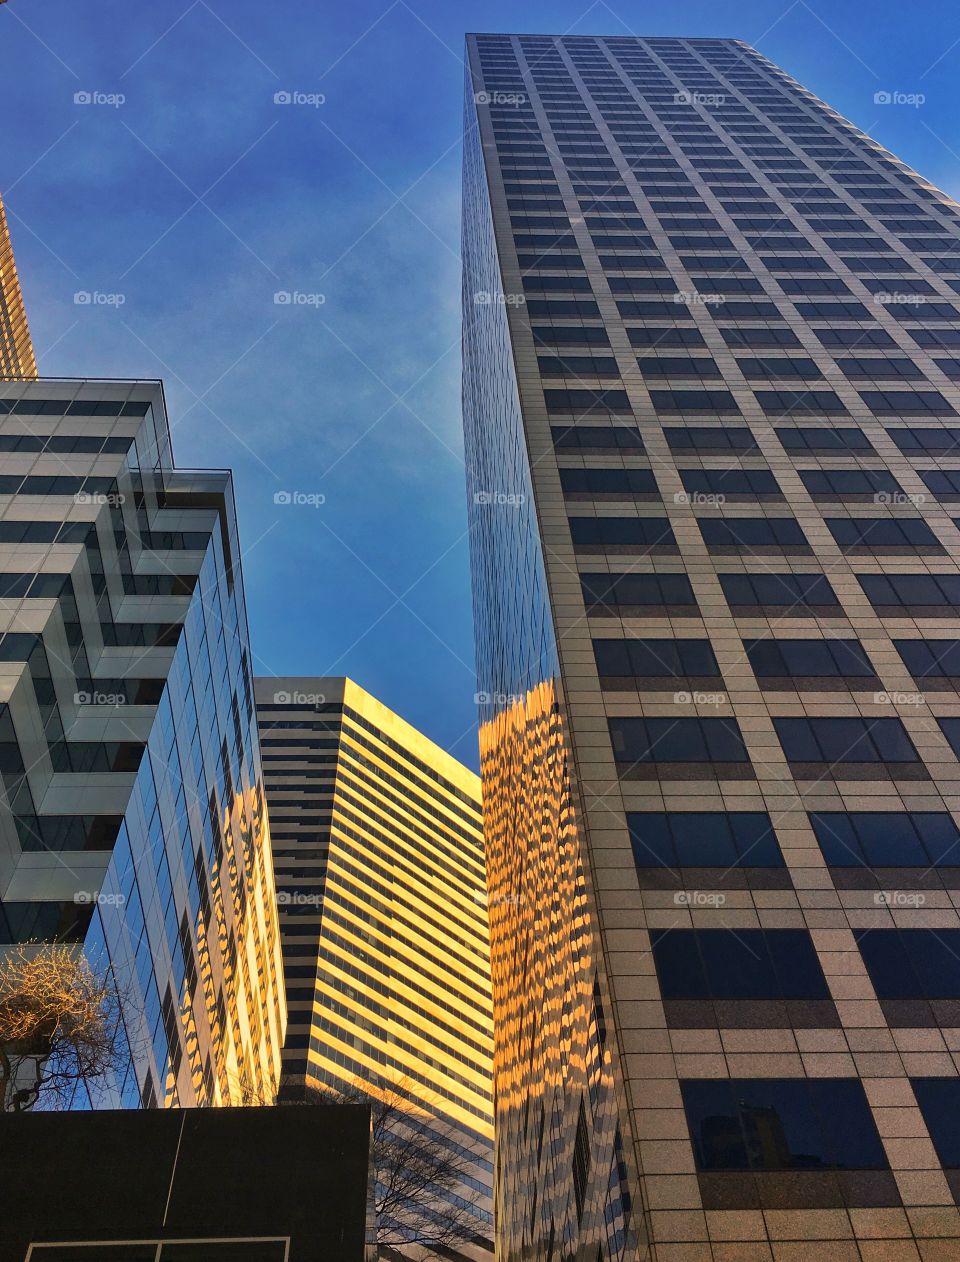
xmin=278 ymin=1075 xmax=486 ymax=1260
xmin=0 ymin=943 xmax=127 ymax=1111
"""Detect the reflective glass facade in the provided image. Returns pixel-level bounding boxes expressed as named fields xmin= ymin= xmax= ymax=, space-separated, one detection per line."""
xmin=464 ymin=32 xmax=960 ymax=1260
xmin=0 ymin=196 xmax=35 ymax=379
xmin=255 ymin=677 xmax=494 ymax=1261
xmin=0 ymin=379 xmax=285 ymax=1109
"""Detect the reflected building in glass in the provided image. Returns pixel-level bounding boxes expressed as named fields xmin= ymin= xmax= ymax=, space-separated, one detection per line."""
xmin=255 ymin=676 xmax=495 ymax=1261
xmin=0 ymin=378 xmax=286 ymax=1109
xmin=463 ymin=32 xmax=960 ymax=1261
xmin=0 ymin=195 xmax=36 ymax=379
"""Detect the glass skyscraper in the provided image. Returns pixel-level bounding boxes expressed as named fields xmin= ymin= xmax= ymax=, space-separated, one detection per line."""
xmin=255 ymin=676 xmax=495 ymax=1260
xmin=463 ymin=32 xmax=960 ymax=1261
xmin=0 ymin=195 xmax=36 ymax=379
xmin=0 ymin=377 xmax=286 ymax=1110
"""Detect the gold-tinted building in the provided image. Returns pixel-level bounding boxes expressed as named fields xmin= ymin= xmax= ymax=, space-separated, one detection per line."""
xmin=255 ymin=677 xmax=494 ymax=1260
xmin=0 ymin=195 xmax=36 ymax=378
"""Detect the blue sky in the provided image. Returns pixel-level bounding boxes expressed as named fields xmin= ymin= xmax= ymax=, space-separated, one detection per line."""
xmin=2 ymin=0 xmax=960 ymax=769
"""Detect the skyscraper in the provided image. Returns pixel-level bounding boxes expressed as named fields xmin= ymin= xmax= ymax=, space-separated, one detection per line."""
xmin=0 ymin=196 xmax=36 ymax=378
xmin=0 ymin=377 xmax=285 ymax=1110
xmin=255 ymin=676 xmax=494 ymax=1260
xmin=463 ymin=33 xmax=960 ymax=1262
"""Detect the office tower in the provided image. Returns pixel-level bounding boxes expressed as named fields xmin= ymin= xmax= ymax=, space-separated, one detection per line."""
xmin=0 ymin=197 xmax=36 ymax=378
xmin=463 ymin=32 xmax=960 ymax=1262
xmin=0 ymin=378 xmax=285 ymax=1110
xmin=255 ymin=677 xmax=494 ymax=1260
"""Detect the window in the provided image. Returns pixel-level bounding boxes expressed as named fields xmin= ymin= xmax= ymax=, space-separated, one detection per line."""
xmin=637 ymin=357 xmax=722 ymax=378
xmin=665 ymin=426 xmax=757 ymax=452
xmin=774 ymin=717 xmax=919 ymax=764
xmin=777 ymin=427 xmax=873 ymax=452
xmin=912 ymin=1080 xmax=960 ymax=1167
xmin=608 ymin=716 xmax=750 ymax=764
xmin=815 ymin=328 xmax=896 ymax=348
xmin=938 ymin=719 xmax=960 ymax=759
xmin=533 ymin=325 xmax=610 ymax=346
xmin=799 ymin=469 xmax=901 ymax=497
xmin=859 ymin=390 xmax=956 ymax=416
xmin=628 ymin=811 xmax=783 ymax=868
xmin=580 ymin=572 xmax=696 ymax=612
xmin=746 ymin=637 xmax=875 ymax=678
xmin=559 ymin=469 xmax=656 ymax=495
xmin=888 ymin=428 xmax=960 ymax=452
xmin=856 ymin=930 xmax=960 ymax=998
xmin=737 ymin=357 xmax=823 ymax=380
xmin=721 ymin=328 xmax=802 ymax=348
xmin=837 ymin=358 xmax=925 ymax=380
xmin=593 ymin=638 xmax=719 ymax=679
xmin=826 ymin=518 xmax=940 ymax=549
xmin=552 ymin=426 xmax=643 ymax=452
xmin=754 ymin=389 xmax=847 ymax=415
xmin=859 ymin=573 xmax=960 ymax=608
xmin=648 ymin=389 xmax=741 ymax=413
xmin=544 ymin=388 xmax=632 ymax=414
xmin=895 ymin=639 xmax=960 ymax=679
xmin=920 ymin=469 xmax=960 ymax=498
xmin=568 ymin=517 xmax=675 ymax=548
xmin=719 ymin=573 xmax=839 ymax=608
xmin=698 ymin=518 xmax=809 ymax=548
xmin=652 ymin=929 xmax=829 ymax=999
xmin=681 ymin=1078 xmax=888 ymax=1171
xmin=679 ymin=469 xmax=779 ymax=496
xmin=628 ymin=327 xmax=705 ymax=347
xmin=538 ymin=355 xmax=620 ymax=376
xmin=810 ymin=811 xmax=960 ymax=867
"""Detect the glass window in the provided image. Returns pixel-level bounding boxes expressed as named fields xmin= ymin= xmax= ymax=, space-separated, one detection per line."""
xmin=719 ymin=573 xmax=838 ymax=607
xmin=698 ymin=518 xmax=808 ymax=548
xmin=653 ymin=928 xmax=829 ymax=999
xmin=775 ymin=717 xmax=919 ymax=763
xmin=745 ymin=637 xmax=875 ymax=678
xmin=912 ymin=1079 xmax=960 ymax=1167
xmin=826 ymin=518 xmax=939 ymax=548
xmin=609 ymin=717 xmax=750 ymax=763
xmin=593 ymin=638 xmax=720 ymax=678
xmin=580 ymin=572 xmax=696 ymax=610
xmin=681 ymin=1078 xmax=888 ymax=1171
xmin=569 ymin=517 xmax=675 ymax=547
xmin=895 ymin=639 xmax=960 ymax=679
xmin=857 ymin=930 xmax=960 ymax=998
xmin=628 ymin=810 xmax=783 ymax=868
xmin=809 ymin=811 xmax=960 ymax=866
